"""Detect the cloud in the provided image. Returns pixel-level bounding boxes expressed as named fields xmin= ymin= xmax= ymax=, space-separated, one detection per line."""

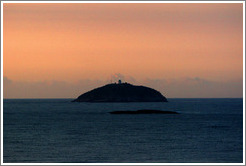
xmin=143 ymin=77 xmax=243 ymax=98
xmin=3 ymin=76 xmax=243 ymax=99
xmin=3 ymin=77 xmax=105 ymax=99
xmin=3 ymin=76 xmax=12 ymax=84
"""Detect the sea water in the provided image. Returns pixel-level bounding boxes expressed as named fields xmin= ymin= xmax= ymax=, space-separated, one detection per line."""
xmin=3 ymin=98 xmax=243 ymax=163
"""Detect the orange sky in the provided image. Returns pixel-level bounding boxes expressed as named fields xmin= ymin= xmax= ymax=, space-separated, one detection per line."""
xmin=3 ymin=3 xmax=243 ymax=83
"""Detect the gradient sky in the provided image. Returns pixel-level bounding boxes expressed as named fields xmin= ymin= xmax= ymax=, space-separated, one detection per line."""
xmin=3 ymin=3 xmax=244 ymax=98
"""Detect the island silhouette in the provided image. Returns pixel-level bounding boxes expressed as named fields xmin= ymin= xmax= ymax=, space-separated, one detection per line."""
xmin=109 ymin=109 xmax=178 ymax=114
xmin=72 ymin=80 xmax=168 ymax=102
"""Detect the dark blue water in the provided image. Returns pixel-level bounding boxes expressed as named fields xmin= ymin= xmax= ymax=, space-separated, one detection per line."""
xmin=3 ymin=98 xmax=243 ymax=163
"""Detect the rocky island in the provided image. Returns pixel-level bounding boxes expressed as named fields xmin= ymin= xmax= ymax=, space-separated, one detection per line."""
xmin=110 ymin=109 xmax=178 ymax=114
xmin=72 ymin=80 xmax=168 ymax=102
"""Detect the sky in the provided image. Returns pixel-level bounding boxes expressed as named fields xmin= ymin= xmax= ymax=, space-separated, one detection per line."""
xmin=3 ymin=3 xmax=244 ymax=98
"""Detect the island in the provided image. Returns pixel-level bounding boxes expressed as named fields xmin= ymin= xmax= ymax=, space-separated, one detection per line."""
xmin=109 ymin=109 xmax=178 ymax=114
xmin=72 ymin=80 xmax=168 ymax=102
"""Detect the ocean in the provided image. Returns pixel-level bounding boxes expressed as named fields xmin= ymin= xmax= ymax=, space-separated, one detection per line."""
xmin=3 ymin=98 xmax=243 ymax=163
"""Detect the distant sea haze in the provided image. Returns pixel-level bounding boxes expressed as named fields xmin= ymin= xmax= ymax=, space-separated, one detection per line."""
xmin=3 ymin=98 xmax=243 ymax=163
xmin=3 ymin=76 xmax=243 ymax=99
